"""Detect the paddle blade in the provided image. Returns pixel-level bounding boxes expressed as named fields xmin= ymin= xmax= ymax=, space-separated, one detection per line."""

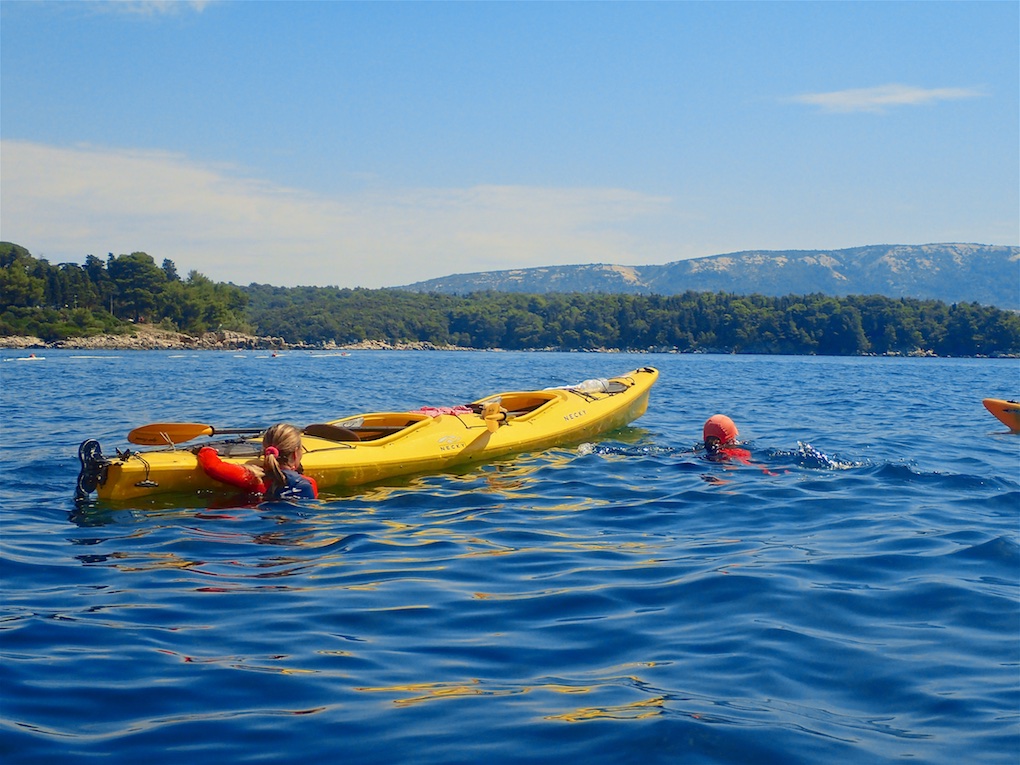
xmin=128 ymin=422 xmax=214 ymax=445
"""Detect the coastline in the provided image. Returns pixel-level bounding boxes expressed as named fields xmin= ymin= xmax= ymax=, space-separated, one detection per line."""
xmin=0 ymin=326 xmax=475 ymax=352
xmin=0 ymin=327 xmax=1007 ymax=357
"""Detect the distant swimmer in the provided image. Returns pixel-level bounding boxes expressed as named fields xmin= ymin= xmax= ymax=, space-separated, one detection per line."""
xmin=702 ymin=414 xmax=751 ymax=463
xmin=701 ymin=414 xmax=777 ymax=479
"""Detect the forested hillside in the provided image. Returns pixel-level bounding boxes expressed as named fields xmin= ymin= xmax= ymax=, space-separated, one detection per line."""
xmin=0 ymin=242 xmax=251 ymax=339
xmin=3 ymin=243 xmax=1019 ymax=357
xmin=244 ymin=284 xmax=1020 ymax=357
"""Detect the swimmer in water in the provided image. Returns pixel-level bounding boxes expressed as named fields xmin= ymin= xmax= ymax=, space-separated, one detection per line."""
xmin=701 ymin=414 xmax=778 ymax=480
xmin=702 ymin=414 xmax=752 ymax=463
xmin=198 ymin=423 xmax=318 ymax=500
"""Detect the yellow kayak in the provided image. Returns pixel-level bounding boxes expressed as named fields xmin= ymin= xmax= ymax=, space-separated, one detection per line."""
xmin=76 ymin=366 xmax=659 ymax=503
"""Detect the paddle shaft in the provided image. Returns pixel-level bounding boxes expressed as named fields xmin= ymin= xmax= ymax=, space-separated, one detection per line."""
xmin=129 ymin=405 xmax=515 ymax=446
xmin=127 ymin=423 xmax=264 ymax=445
xmin=130 ymin=421 xmax=414 ymax=446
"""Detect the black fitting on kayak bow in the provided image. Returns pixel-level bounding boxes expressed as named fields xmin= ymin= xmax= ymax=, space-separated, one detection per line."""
xmin=75 ymin=439 xmax=109 ymax=501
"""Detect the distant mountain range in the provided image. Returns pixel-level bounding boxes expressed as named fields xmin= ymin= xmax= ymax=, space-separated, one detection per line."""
xmin=401 ymin=243 xmax=1020 ymax=310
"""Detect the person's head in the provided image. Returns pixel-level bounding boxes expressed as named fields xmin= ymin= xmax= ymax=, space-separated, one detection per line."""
xmin=703 ymin=414 xmax=739 ymax=453
xmin=262 ymin=423 xmax=303 ymax=484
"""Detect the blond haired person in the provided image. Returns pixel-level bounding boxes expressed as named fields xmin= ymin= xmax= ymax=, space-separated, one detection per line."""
xmin=198 ymin=423 xmax=318 ymax=500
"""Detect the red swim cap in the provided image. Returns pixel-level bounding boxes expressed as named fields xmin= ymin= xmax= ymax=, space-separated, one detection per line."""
xmin=704 ymin=414 xmax=739 ymax=444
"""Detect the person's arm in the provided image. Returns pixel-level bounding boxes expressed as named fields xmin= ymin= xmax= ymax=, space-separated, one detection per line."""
xmin=721 ymin=446 xmax=753 ymax=466
xmin=722 ymin=446 xmax=778 ymax=476
xmin=198 ymin=447 xmax=265 ymax=493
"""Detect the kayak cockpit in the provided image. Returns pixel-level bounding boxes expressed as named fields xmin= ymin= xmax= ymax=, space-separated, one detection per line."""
xmin=305 ymin=412 xmax=433 ymax=443
xmin=303 ymin=393 xmax=564 ymax=446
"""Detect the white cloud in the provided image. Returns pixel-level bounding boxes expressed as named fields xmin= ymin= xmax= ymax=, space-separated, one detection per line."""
xmin=0 ymin=140 xmax=673 ymax=288
xmin=790 ymin=83 xmax=985 ymax=114
xmin=95 ymin=1 xmax=212 ymax=15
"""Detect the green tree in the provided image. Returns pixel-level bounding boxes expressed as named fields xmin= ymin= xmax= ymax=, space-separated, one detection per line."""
xmin=0 ymin=256 xmax=45 ymax=307
xmin=162 ymin=258 xmax=180 ymax=282
xmin=817 ymin=305 xmax=869 ymax=355
xmin=107 ymin=252 xmax=167 ymax=321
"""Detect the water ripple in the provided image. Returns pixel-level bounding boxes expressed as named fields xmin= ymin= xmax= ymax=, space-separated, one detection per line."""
xmin=2 ymin=352 xmax=1017 ymax=764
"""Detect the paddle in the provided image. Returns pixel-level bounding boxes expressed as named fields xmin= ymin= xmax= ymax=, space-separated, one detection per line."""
xmin=130 ymin=402 xmax=513 ymax=445
xmin=127 ymin=422 xmax=264 ymax=446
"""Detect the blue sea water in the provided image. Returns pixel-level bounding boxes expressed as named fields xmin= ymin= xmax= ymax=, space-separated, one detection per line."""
xmin=0 ymin=350 xmax=1017 ymax=765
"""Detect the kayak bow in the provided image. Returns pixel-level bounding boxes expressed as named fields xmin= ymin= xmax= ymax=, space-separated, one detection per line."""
xmin=982 ymin=398 xmax=1020 ymax=433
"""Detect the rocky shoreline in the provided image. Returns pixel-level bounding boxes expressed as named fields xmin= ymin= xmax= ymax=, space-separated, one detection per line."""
xmin=0 ymin=329 xmax=999 ymax=357
xmin=0 ymin=327 xmax=474 ymax=352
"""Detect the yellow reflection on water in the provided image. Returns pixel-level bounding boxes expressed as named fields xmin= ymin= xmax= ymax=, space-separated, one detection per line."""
xmin=113 ymin=551 xmax=199 ymax=572
xmin=356 ymin=677 xmax=669 ymax=719
xmin=546 ymin=695 xmax=665 ymax=722
xmin=357 ymin=679 xmax=493 ymax=706
xmin=356 ymin=679 xmax=605 ymax=707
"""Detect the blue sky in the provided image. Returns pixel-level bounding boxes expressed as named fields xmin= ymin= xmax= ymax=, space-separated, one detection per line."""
xmin=1 ymin=1 xmax=1017 ymax=289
